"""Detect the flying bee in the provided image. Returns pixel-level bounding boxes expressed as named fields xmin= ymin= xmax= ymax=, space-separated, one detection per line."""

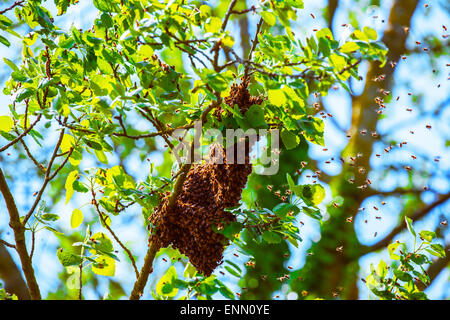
xmin=373 ymin=206 xmax=379 ymax=211
xmin=346 ymin=216 xmax=353 ymax=223
xmin=426 ymin=125 xmax=432 ymax=129
xmin=336 ymin=246 xmax=344 ymax=253
xmin=381 ymin=201 xmax=386 ymax=205
xmin=406 ymin=108 xmax=412 ymax=112
xmin=411 ymin=155 xmax=417 ymax=160
xmin=441 ymin=220 xmax=448 ymax=226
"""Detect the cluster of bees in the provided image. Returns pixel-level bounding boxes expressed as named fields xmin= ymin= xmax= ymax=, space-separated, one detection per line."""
xmin=148 ymin=82 xmax=261 ymax=276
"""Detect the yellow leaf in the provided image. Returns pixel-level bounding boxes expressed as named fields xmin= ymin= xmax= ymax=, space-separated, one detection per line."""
xmin=0 ymin=115 xmax=14 ymax=132
xmin=60 ymin=134 xmax=75 ymax=153
xmin=267 ymin=89 xmax=286 ymax=106
xmin=92 ymin=256 xmax=115 ymax=277
xmin=70 ymin=209 xmax=83 ymax=228
xmin=65 ymin=170 xmax=78 ymax=204
xmin=206 ymin=16 xmax=222 ymax=33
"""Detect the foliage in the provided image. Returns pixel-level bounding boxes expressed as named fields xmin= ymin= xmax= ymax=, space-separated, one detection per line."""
xmin=0 ymin=0 xmax=445 ymax=301
xmin=366 ymin=217 xmax=446 ymax=300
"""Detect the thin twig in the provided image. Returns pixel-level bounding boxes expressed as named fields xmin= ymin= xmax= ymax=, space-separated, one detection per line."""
xmin=91 ymin=189 xmax=140 ymax=279
xmin=0 ymin=239 xmax=16 ymax=249
xmin=0 ymin=114 xmax=42 ymax=153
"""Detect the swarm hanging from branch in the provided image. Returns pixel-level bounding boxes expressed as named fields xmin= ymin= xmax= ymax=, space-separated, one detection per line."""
xmin=149 ymin=80 xmax=262 ymax=276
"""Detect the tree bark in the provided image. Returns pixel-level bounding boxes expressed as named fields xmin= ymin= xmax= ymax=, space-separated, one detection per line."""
xmin=0 ymin=244 xmax=30 ymax=300
xmin=0 ymin=168 xmax=41 ymax=300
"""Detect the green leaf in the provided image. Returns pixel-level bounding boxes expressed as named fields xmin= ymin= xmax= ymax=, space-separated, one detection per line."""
xmin=225 ymin=260 xmax=241 ymax=274
xmin=281 ymin=129 xmax=299 ymax=150
xmin=219 ymin=285 xmax=235 ymax=300
xmin=363 ymin=26 xmax=377 ymax=40
xmin=393 ymin=268 xmax=412 ymax=282
xmin=156 ymin=266 xmax=178 ymax=297
xmin=244 ymin=104 xmax=267 ymax=129
xmin=0 ymin=35 xmax=10 ymax=47
xmin=11 ymin=71 xmax=28 ymax=82
xmin=318 ymin=37 xmax=330 ymax=57
xmin=376 ymin=260 xmax=388 ymax=280
xmin=93 ymin=0 xmax=120 ymax=13
xmin=418 ymin=230 xmax=435 ymax=242
xmin=57 ymin=248 xmax=82 ymax=267
xmin=71 ymin=209 xmax=83 ymax=228
xmin=388 ymin=243 xmax=401 ymax=260
xmin=260 ymin=11 xmax=276 ymax=26
xmin=262 ymin=231 xmax=281 ymax=244
xmin=298 ymin=184 xmax=325 ymax=206
xmin=340 ymin=41 xmax=359 ymax=53
xmin=90 ymin=232 xmax=114 ymax=254
xmin=405 ymin=216 xmax=416 ymax=237
xmin=273 ymin=203 xmax=298 ymax=218
xmin=183 ymin=263 xmax=197 ymax=278
xmin=427 ymin=244 xmax=446 ymax=258
xmin=286 ymin=173 xmax=296 ymax=191
xmin=224 ymin=265 xmax=240 ymax=277
xmin=41 ymin=213 xmax=59 ymax=222
xmin=302 ymin=206 xmax=322 ymax=220
xmin=3 ymin=58 xmax=19 ymax=72
xmin=220 ymin=222 xmax=243 ymax=239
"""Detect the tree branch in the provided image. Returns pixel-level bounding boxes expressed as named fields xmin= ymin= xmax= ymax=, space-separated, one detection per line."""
xmin=0 ymin=243 xmax=30 ymax=300
xmin=0 ymin=168 xmax=41 ymax=300
xmin=364 ymin=194 xmax=450 ymax=253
